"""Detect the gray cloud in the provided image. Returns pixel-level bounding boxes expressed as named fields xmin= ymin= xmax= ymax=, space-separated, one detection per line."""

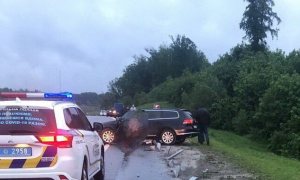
xmin=0 ymin=0 xmax=299 ymax=93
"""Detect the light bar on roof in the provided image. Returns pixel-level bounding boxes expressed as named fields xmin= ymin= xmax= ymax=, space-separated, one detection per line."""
xmin=0 ymin=92 xmax=73 ymax=99
xmin=44 ymin=92 xmax=73 ymax=99
xmin=27 ymin=93 xmax=45 ymax=98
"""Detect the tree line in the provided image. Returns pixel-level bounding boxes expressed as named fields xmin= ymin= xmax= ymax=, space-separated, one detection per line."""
xmin=106 ymin=0 xmax=300 ymax=159
xmin=2 ymin=0 xmax=299 ymax=159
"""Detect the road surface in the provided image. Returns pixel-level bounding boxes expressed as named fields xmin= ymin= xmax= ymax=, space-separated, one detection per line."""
xmin=88 ymin=116 xmax=172 ymax=180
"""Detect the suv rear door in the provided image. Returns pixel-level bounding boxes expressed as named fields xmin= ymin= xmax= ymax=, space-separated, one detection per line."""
xmin=145 ymin=110 xmax=162 ymax=137
xmin=161 ymin=110 xmax=181 ymax=130
xmin=0 ymin=106 xmax=58 ymax=169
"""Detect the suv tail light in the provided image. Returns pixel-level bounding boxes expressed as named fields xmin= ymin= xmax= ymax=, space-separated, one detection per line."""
xmin=183 ymin=119 xmax=194 ymax=125
xmin=59 ymin=175 xmax=69 ymax=180
xmin=35 ymin=129 xmax=77 ymax=148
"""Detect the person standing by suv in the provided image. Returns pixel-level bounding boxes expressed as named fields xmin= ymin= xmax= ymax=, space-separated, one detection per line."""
xmin=130 ymin=104 xmax=137 ymax=111
xmin=194 ymin=106 xmax=210 ymax=145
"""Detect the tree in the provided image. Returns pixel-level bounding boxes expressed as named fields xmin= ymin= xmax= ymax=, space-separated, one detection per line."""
xmin=211 ymin=43 xmax=252 ymax=97
xmin=99 ymin=92 xmax=117 ymax=109
xmin=240 ymin=0 xmax=281 ymax=52
xmin=169 ymin=35 xmax=209 ymax=78
xmin=107 ymin=78 xmax=123 ymax=102
xmin=73 ymin=92 xmax=99 ymax=106
xmin=109 ymin=34 xmax=209 ymax=100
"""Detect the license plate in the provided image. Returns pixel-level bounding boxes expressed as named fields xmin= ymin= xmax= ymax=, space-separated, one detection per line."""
xmin=0 ymin=147 xmax=32 ymax=157
xmin=194 ymin=125 xmax=198 ymax=129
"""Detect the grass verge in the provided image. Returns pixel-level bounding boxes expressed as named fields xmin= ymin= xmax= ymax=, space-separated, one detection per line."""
xmin=190 ymin=129 xmax=300 ymax=180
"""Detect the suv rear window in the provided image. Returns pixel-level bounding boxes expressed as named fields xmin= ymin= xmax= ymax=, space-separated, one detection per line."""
xmin=0 ymin=106 xmax=57 ymax=135
xmin=145 ymin=110 xmax=161 ymax=119
xmin=162 ymin=111 xmax=179 ymax=119
xmin=182 ymin=110 xmax=194 ymax=119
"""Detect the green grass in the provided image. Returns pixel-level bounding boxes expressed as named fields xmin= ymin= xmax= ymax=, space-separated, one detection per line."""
xmin=137 ymin=101 xmax=174 ymax=108
xmin=190 ymin=129 xmax=300 ymax=180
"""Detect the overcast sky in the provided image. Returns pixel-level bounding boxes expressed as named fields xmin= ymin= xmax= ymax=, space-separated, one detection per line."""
xmin=1 ymin=0 xmax=299 ymax=94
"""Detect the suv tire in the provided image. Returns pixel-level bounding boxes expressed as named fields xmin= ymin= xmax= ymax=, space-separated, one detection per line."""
xmin=160 ymin=129 xmax=176 ymax=145
xmin=101 ymin=128 xmax=116 ymax=144
xmin=94 ymin=152 xmax=105 ymax=180
xmin=81 ymin=162 xmax=88 ymax=180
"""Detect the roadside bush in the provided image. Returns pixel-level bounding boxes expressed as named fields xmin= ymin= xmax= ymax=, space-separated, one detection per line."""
xmin=232 ymin=109 xmax=251 ymax=135
xmin=254 ymin=73 xmax=300 ymax=159
xmin=146 ymin=70 xmax=221 ymax=108
xmin=234 ymin=51 xmax=286 ymax=112
xmin=133 ymin=92 xmax=148 ymax=106
xmin=181 ymin=91 xmax=192 ymax=110
xmin=210 ymin=96 xmax=236 ymax=130
xmin=268 ymin=106 xmax=300 ymax=159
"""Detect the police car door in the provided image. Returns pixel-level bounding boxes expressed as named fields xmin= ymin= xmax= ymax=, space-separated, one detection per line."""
xmin=66 ymin=108 xmax=99 ymax=174
xmin=76 ymin=108 xmax=100 ymax=172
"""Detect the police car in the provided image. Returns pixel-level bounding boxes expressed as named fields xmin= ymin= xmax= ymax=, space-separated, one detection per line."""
xmin=0 ymin=92 xmax=105 ymax=180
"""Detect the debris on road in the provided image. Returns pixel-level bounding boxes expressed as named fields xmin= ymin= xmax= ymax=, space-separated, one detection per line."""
xmin=144 ymin=140 xmax=153 ymax=145
xmin=156 ymin=142 xmax=161 ymax=151
xmin=152 ymin=140 xmax=162 ymax=151
xmin=189 ymin=176 xmax=198 ymax=180
xmin=168 ymin=159 xmax=174 ymax=168
xmin=166 ymin=146 xmax=171 ymax=155
xmin=172 ymin=165 xmax=181 ymax=177
xmin=143 ymin=139 xmax=162 ymax=151
xmin=167 ymin=149 xmax=184 ymax=160
xmin=150 ymin=145 xmax=156 ymax=151
xmin=159 ymin=144 xmax=257 ymax=180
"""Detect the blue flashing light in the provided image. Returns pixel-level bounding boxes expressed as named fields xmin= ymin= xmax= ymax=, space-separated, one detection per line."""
xmin=44 ymin=92 xmax=73 ymax=99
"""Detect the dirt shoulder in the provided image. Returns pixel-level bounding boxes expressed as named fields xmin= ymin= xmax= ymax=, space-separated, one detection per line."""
xmin=158 ymin=140 xmax=258 ymax=180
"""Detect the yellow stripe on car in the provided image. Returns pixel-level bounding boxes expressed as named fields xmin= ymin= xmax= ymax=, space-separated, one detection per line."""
xmin=0 ymin=159 xmax=13 ymax=169
xmin=0 ymin=146 xmax=57 ymax=169
xmin=50 ymin=154 xmax=58 ymax=167
xmin=22 ymin=146 xmax=47 ymax=168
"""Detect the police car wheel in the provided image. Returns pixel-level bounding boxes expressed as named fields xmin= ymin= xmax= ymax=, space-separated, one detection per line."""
xmin=94 ymin=153 xmax=105 ymax=180
xmin=81 ymin=162 xmax=88 ymax=180
xmin=101 ymin=128 xmax=116 ymax=144
xmin=161 ymin=129 xmax=176 ymax=145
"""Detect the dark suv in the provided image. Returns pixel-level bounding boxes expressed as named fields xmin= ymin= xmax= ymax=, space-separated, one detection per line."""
xmin=99 ymin=108 xmax=198 ymax=145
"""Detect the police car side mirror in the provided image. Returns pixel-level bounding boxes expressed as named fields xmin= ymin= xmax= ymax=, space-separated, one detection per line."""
xmin=93 ymin=122 xmax=103 ymax=131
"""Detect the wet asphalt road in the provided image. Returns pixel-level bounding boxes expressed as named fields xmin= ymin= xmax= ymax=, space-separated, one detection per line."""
xmin=87 ymin=116 xmax=172 ymax=180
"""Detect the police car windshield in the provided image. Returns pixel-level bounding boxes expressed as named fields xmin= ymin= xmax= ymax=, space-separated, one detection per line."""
xmin=0 ymin=106 xmax=57 ymax=135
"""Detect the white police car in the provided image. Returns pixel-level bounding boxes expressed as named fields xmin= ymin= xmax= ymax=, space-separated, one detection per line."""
xmin=0 ymin=92 xmax=105 ymax=180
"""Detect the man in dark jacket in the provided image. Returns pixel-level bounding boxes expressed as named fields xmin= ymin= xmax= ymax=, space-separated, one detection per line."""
xmin=194 ymin=107 xmax=210 ymax=145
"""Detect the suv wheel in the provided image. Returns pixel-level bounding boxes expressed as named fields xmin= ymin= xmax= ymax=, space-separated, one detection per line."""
xmin=81 ymin=162 xmax=88 ymax=180
xmin=94 ymin=152 xmax=105 ymax=180
xmin=101 ymin=128 xmax=116 ymax=144
xmin=160 ymin=129 xmax=176 ymax=145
